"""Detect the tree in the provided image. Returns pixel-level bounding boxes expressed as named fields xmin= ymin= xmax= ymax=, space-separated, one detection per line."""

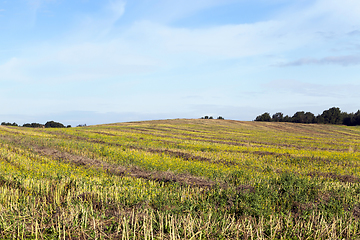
xmin=292 ymin=111 xmax=306 ymax=123
xmin=341 ymin=110 xmax=360 ymax=126
xmin=217 ymin=116 xmax=224 ymax=120
xmin=304 ymin=112 xmax=316 ymax=123
xmin=283 ymin=115 xmax=291 ymax=122
xmin=321 ymin=107 xmax=342 ymax=124
xmin=315 ymin=114 xmax=324 ymax=124
xmin=342 ymin=112 xmax=354 ymax=126
xmin=272 ymin=112 xmax=284 ymax=122
xmin=355 ymin=110 xmax=360 ymax=126
xmin=255 ymin=112 xmax=271 ymax=122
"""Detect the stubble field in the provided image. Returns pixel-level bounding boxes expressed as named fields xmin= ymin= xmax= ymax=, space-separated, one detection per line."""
xmin=1 ymin=119 xmax=360 ymax=239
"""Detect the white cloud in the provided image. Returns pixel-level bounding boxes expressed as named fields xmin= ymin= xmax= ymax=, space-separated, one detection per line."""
xmin=0 ymin=40 xmax=160 ymax=83
xmin=126 ymin=0 xmax=360 ymax=60
xmin=2 ymin=0 xmax=360 ymax=98
xmin=127 ymin=20 xmax=313 ymax=60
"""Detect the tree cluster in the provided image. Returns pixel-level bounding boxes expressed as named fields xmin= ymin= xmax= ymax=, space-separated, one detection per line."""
xmin=44 ymin=121 xmax=69 ymax=128
xmin=1 ymin=122 xmax=18 ymax=126
xmin=200 ymin=116 xmax=225 ymax=120
xmin=255 ymin=107 xmax=360 ymax=126
xmin=23 ymin=123 xmax=44 ymax=128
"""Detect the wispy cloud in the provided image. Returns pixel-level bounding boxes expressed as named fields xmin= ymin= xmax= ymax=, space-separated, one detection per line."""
xmin=129 ymin=19 xmax=312 ymax=60
xmin=348 ymin=30 xmax=360 ymax=36
xmin=72 ymin=0 xmax=126 ymax=39
xmin=265 ymin=79 xmax=360 ymax=98
xmin=277 ymin=55 xmax=360 ymax=67
xmin=0 ymin=9 xmax=5 ymax=12
xmin=106 ymin=0 xmax=126 ymax=22
xmin=145 ymin=0 xmax=235 ymax=24
xmin=25 ymin=0 xmax=50 ymax=27
xmin=0 ymin=40 xmax=160 ymax=83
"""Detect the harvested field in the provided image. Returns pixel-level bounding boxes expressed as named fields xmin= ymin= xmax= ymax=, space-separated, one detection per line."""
xmin=0 ymin=119 xmax=360 ymax=239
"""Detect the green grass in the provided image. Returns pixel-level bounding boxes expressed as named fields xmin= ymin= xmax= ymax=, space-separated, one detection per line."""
xmin=0 ymin=119 xmax=360 ymax=239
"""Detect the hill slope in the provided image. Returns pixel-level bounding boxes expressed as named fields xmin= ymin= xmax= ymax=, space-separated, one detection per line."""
xmin=1 ymin=119 xmax=360 ymax=239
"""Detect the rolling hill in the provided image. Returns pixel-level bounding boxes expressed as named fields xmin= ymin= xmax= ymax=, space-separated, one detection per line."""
xmin=1 ymin=119 xmax=360 ymax=239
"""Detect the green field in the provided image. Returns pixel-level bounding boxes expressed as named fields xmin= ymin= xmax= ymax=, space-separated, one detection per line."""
xmin=1 ymin=119 xmax=360 ymax=239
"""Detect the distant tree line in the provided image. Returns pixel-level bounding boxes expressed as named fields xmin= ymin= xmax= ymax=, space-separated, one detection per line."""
xmin=201 ymin=116 xmax=225 ymax=120
xmin=1 ymin=122 xmax=19 ymax=126
xmin=255 ymin=107 xmax=360 ymax=126
xmin=1 ymin=121 xmax=71 ymax=128
xmin=22 ymin=123 xmax=44 ymax=128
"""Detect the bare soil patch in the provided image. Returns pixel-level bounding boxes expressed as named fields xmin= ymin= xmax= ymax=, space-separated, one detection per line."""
xmin=92 ymin=131 xmax=117 ymax=136
xmin=307 ymin=172 xmax=360 ymax=183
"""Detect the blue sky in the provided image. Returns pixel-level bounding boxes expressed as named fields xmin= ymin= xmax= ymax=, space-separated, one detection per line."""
xmin=1 ymin=0 xmax=360 ymax=126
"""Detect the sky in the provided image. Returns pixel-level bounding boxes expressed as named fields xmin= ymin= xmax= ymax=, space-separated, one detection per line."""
xmin=1 ymin=0 xmax=360 ymax=126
